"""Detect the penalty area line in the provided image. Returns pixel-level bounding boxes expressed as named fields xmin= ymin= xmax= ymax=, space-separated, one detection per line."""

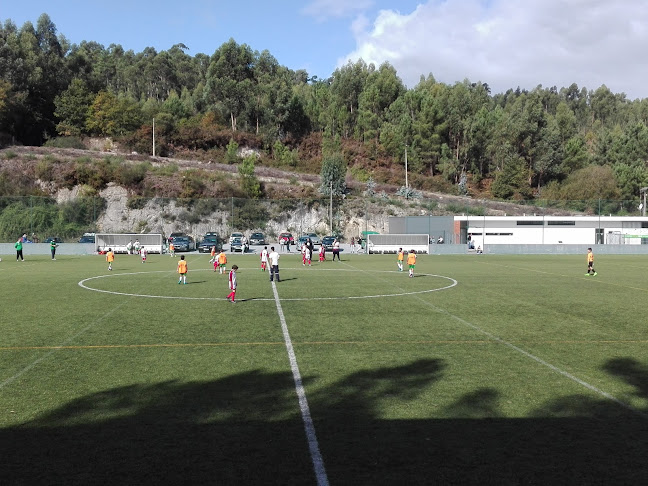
xmin=271 ymin=280 xmax=329 ymax=486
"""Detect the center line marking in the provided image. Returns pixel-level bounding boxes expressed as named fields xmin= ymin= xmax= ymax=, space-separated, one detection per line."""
xmin=271 ymin=280 xmax=329 ymax=486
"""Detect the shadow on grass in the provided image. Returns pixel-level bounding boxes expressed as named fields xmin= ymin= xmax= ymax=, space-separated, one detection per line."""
xmin=1 ymin=358 xmax=647 ymax=485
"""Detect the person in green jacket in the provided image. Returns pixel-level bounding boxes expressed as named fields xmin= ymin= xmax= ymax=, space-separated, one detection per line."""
xmin=15 ymin=235 xmax=25 ymax=261
xmin=50 ymin=239 xmax=59 ymax=260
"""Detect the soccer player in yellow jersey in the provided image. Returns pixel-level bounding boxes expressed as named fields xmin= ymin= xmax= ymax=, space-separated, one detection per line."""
xmin=177 ymin=255 xmax=188 ymax=284
xmin=106 ymin=248 xmax=114 ymax=271
xmin=585 ymin=248 xmax=597 ymax=276
xmin=407 ymin=249 xmax=417 ymax=278
xmin=217 ymin=250 xmax=227 ymax=274
xmin=397 ymin=248 xmax=404 ymax=272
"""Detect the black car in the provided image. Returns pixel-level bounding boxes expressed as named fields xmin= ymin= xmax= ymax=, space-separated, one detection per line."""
xmin=173 ymin=236 xmax=195 ymax=252
xmin=249 ymin=232 xmax=266 ymax=245
xmin=78 ymin=235 xmax=95 ymax=243
xmin=45 ymin=237 xmax=63 ymax=244
xmin=198 ymin=236 xmax=222 ymax=253
xmin=321 ymin=236 xmax=336 ymax=251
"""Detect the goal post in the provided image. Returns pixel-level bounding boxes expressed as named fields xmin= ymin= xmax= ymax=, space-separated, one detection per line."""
xmin=96 ymin=233 xmax=164 ymax=254
xmin=366 ymin=234 xmax=429 ymax=254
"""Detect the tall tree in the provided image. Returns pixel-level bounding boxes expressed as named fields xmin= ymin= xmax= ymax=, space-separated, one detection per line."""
xmin=204 ymin=39 xmax=255 ymax=131
xmin=54 ymin=78 xmax=93 ymax=136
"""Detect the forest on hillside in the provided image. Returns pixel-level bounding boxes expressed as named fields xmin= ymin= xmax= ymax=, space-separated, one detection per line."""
xmin=2 ymin=14 xmax=648 ymax=209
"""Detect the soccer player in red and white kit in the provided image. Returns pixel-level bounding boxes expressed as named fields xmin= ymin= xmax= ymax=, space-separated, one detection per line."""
xmin=227 ymin=265 xmax=239 ymax=303
xmin=260 ymin=246 xmax=269 ymax=271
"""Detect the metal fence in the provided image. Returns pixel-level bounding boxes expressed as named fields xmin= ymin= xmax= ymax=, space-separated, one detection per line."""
xmin=0 ymin=195 xmax=646 ymax=244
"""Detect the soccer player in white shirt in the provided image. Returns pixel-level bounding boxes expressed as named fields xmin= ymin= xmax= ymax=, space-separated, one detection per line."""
xmin=269 ymin=247 xmax=280 ymax=282
xmin=260 ymin=246 xmax=269 ymax=271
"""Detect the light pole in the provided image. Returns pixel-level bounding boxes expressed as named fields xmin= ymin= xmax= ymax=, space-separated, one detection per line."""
xmin=641 ymin=187 xmax=648 ymax=217
xmin=152 ymin=118 xmax=156 ymax=157
xmin=404 ymin=145 xmax=408 ymax=191
xmin=329 ymin=179 xmax=333 ymax=234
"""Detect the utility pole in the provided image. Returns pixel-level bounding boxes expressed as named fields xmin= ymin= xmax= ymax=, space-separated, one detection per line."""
xmin=329 ymin=179 xmax=333 ymax=234
xmin=152 ymin=118 xmax=156 ymax=158
xmin=641 ymin=187 xmax=648 ymax=217
xmin=405 ymin=145 xmax=408 ymax=191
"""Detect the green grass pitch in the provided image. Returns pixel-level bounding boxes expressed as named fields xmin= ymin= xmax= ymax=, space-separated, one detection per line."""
xmin=1 ymin=251 xmax=647 ymax=484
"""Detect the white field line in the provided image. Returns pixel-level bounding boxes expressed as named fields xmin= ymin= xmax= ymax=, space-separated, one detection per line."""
xmin=79 ymin=269 xmax=457 ymax=301
xmin=0 ymin=303 xmax=128 ymax=391
xmin=341 ymin=261 xmax=648 ymax=419
xmin=1 ymin=269 xmax=176 ymax=392
xmin=271 ymin=281 xmax=329 ymax=486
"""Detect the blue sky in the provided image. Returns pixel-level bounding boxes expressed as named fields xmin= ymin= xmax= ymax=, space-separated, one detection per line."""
xmin=4 ymin=0 xmax=648 ymax=99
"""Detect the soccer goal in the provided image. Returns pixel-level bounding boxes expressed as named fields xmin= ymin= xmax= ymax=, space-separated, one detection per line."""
xmin=366 ymin=234 xmax=429 ymax=254
xmin=96 ymin=234 xmax=165 ymax=254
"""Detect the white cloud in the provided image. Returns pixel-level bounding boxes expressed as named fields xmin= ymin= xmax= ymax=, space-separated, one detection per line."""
xmin=340 ymin=0 xmax=648 ymax=99
xmin=302 ymin=0 xmax=374 ymax=21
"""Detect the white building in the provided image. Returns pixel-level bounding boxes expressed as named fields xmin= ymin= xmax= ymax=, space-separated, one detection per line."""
xmin=456 ymin=215 xmax=648 ymax=247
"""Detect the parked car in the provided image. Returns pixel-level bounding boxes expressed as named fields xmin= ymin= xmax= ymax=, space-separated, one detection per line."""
xmin=279 ymin=232 xmax=294 ymax=246
xmin=198 ymin=236 xmax=222 ymax=253
xmin=305 ymin=233 xmax=321 ymax=246
xmin=168 ymin=232 xmax=187 ymax=244
xmin=78 ymin=235 xmax=95 ymax=243
xmin=172 ymin=236 xmax=195 ymax=252
xmin=321 ymin=236 xmax=336 ymax=251
xmin=230 ymin=236 xmax=249 ymax=253
xmin=229 ymin=232 xmax=244 ymax=244
xmin=44 ymin=237 xmax=63 ymax=244
xmin=249 ymin=232 xmax=266 ymax=245
xmin=297 ymin=236 xmax=310 ymax=250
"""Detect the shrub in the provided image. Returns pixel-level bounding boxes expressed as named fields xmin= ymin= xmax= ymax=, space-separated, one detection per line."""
xmin=44 ymin=137 xmax=86 ymax=149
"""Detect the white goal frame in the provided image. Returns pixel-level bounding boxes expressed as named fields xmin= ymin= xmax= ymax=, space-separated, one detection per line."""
xmin=96 ymin=233 xmax=164 ymax=254
xmin=366 ymin=234 xmax=429 ymax=254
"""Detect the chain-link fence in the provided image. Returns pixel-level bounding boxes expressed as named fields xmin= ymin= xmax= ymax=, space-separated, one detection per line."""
xmin=0 ymin=195 xmax=646 ymax=243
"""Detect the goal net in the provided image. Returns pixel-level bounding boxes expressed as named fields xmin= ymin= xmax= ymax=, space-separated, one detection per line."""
xmin=366 ymin=234 xmax=429 ymax=254
xmin=96 ymin=233 xmax=164 ymax=254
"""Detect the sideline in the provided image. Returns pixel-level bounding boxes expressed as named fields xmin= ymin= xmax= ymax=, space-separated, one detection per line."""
xmin=271 ymin=280 xmax=329 ymax=486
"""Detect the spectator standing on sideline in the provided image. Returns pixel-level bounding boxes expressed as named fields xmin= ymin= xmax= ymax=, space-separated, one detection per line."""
xmin=50 ymin=239 xmax=59 ymax=260
xmin=332 ymin=239 xmax=341 ymax=261
xmin=177 ymin=255 xmax=188 ymax=284
xmin=269 ymin=246 xmax=281 ymax=282
xmin=15 ymin=235 xmax=25 ymax=261
xmin=226 ymin=265 xmax=239 ymax=303
xmin=106 ymin=248 xmax=114 ymax=271
xmin=350 ymin=237 xmax=356 ymax=254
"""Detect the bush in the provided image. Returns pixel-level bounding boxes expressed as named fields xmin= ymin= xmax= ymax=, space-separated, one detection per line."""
xmin=44 ymin=137 xmax=86 ymax=149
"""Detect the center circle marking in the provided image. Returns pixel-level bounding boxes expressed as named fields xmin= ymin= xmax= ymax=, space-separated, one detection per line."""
xmin=78 ymin=268 xmax=458 ymax=301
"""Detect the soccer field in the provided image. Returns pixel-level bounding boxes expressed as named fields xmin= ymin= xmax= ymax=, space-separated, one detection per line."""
xmin=1 ymin=252 xmax=647 ymax=484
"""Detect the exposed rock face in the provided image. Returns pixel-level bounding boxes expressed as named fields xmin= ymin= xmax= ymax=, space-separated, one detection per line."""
xmin=90 ymin=183 xmax=384 ymax=240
